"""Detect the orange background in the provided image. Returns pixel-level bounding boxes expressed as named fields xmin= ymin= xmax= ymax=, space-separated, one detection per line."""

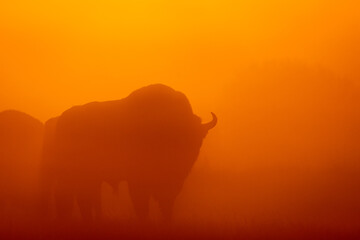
xmin=1 ymin=1 xmax=359 ymax=121
xmin=1 ymin=0 xmax=360 ymax=232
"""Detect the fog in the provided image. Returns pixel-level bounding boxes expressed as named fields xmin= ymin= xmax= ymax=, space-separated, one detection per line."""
xmin=0 ymin=0 xmax=360 ymax=238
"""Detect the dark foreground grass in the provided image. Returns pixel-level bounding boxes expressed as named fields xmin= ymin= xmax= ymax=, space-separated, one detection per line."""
xmin=1 ymin=218 xmax=360 ymax=240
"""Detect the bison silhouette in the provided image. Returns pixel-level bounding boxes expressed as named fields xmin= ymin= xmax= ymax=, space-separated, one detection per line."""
xmin=42 ymin=84 xmax=217 ymax=221
xmin=0 ymin=110 xmax=43 ymax=221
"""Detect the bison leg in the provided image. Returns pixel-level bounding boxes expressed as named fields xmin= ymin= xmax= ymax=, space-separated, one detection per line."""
xmin=77 ymin=181 xmax=102 ymax=222
xmin=154 ymin=183 xmax=182 ymax=222
xmin=128 ymin=181 xmax=151 ymax=220
xmin=158 ymin=194 xmax=176 ymax=222
xmin=54 ymin=179 xmax=74 ymax=220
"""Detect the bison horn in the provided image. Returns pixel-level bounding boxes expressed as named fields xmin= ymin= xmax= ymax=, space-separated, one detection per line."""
xmin=202 ymin=112 xmax=217 ymax=131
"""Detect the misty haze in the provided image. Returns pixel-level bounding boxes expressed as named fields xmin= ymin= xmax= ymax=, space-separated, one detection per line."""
xmin=0 ymin=1 xmax=360 ymax=239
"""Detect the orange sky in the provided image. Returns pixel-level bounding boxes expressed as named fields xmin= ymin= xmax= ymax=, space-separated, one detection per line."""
xmin=0 ymin=0 xmax=359 ymax=121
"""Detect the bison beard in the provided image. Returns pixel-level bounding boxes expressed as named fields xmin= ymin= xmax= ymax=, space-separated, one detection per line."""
xmin=42 ymin=84 xmax=217 ymax=222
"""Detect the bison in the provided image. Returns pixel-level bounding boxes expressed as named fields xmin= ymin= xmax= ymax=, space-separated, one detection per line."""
xmin=0 ymin=110 xmax=43 ymax=222
xmin=43 ymin=84 xmax=217 ymax=221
